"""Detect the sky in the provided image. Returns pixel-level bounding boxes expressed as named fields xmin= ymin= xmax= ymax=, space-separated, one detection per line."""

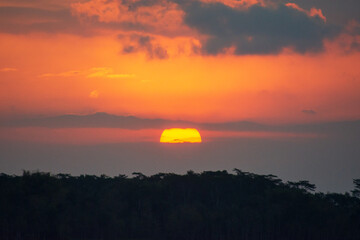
xmin=0 ymin=0 xmax=360 ymax=192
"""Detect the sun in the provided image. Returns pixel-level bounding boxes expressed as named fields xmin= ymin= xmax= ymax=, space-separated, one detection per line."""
xmin=160 ymin=128 xmax=202 ymax=143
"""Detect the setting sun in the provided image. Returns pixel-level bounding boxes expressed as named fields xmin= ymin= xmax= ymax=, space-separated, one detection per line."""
xmin=160 ymin=128 xmax=202 ymax=143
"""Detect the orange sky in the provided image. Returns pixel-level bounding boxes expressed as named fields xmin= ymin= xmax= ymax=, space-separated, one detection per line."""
xmin=0 ymin=0 xmax=359 ymax=124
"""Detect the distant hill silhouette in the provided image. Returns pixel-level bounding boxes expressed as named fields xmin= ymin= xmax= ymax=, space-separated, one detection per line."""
xmin=2 ymin=112 xmax=360 ymax=137
xmin=1 ymin=170 xmax=360 ymax=240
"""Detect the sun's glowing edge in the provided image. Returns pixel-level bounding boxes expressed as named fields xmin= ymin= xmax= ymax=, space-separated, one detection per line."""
xmin=160 ymin=128 xmax=202 ymax=143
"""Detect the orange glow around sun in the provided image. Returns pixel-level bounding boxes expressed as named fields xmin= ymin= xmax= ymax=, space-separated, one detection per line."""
xmin=160 ymin=128 xmax=202 ymax=143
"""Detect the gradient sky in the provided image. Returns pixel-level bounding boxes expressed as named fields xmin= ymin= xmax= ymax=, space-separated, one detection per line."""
xmin=0 ymin=0 xmax=359 ymax=192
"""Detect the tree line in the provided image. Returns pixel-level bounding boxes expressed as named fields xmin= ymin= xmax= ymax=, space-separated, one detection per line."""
xmin=1 ymin=169 xmax=360 ymax=240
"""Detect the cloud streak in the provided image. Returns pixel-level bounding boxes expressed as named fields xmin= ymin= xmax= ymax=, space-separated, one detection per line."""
xmin=0 ymin=67 xmax=17 ymax=72
xmin=302 ymin=109 xmax=317 ymax=115
xmin=39 ymin=68 xmax=135 ymax=79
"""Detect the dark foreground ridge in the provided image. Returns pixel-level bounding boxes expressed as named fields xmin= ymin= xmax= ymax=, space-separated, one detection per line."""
xmin=1 ymin=170 xmax=360 ymax=240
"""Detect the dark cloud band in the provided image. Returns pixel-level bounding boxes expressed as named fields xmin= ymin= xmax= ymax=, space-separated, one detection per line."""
xmin=0 ymin=0 xmax=356 ymax=55
xmin=178 ymin=2 xmax=338 ymax=55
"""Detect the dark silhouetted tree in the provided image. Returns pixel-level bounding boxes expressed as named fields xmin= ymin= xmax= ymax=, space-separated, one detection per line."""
xmin=0 ymin=170 xmax=359 ymax=240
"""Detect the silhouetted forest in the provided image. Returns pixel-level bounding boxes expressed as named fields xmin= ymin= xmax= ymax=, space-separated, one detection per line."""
xmin=1 ymin=170 xmax=360 ymax=240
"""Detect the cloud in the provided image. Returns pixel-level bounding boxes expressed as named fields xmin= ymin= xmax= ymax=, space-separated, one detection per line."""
xmin=71 ymin=0 xmax=185 ymax=36
xmin=0 ymin=0 xmax=357 ymax=56
xmin=177 ymin=1 xmax=338 ymax=55
xmin=0 ymin=6 xmax=91 ymax=35
xmin=85 ymin=68 xmax=113 ymax=78
xmin=39 ymin=70 xmax=81 ymax=78
xmin=121 ymin=34 xmax=169 ymax=59
xmin=71 ymin=0 xmax=120 ymax=23
xmin=0 ymin=67 xmax=17 ymax=72
xmin=39 ymin=68 xmax=135 ymax=79
xmin=89 ymin=90 xmax=99 ymax=99
xmin=302 ymin=109 xmax=317 ymax=115
xmin=0 ymin=112 xmax=177 ymax=130
xmin=0 ymin=3 xmax=165 ymax=36
xmin=106 ymin=74 xmax=136 ymax=78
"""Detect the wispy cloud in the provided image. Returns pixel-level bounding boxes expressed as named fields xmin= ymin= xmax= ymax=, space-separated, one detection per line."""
xmin=106 ymin=74 xmax=136 ymax=78
xmin=89 ymin=90 xmax=99 ymax=99
xmin=39 ymin=67 xmax=135 ymax=79
xmin=0 ymin=67 xmax=17 ymax=72
xmin=39 ymin=70 xmax=81 ymax=77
